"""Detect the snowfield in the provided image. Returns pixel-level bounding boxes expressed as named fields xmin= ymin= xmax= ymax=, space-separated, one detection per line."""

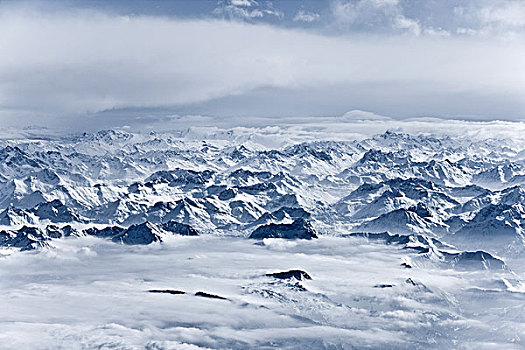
xmin=1 ymin=118 xmax=525 ymax=349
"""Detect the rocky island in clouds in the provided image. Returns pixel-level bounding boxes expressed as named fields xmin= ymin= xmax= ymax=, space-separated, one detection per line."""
xmin=1 ymin=1 xmax=525 ymax=349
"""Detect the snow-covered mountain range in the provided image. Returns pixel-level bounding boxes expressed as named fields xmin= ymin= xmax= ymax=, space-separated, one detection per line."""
xmin=2 ymin=128 xmax=525 ymax=256
xmin=1 ymin=126 xmax=525 ymax=349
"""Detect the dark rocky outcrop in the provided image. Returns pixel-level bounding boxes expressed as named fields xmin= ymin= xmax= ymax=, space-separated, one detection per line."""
xmin=0 ymin=226 xmax=51 ymax=251
xmin=111 ymin=222 xmax=165 ymax=245
xmin=84 ymin=225 xmax=126 ymax=238
xmin=195 ymin=291 xmax=227 ymax=300
xmin=249 ymin=218 xmax=318 ymax=240
xmin=442 ymin=250 xmax=505 ymax=270
xmin=84 ymin=221 xmax=199 ymax=244
xmin=32 ymin=199 xmax=86 ymax=223
xmin=149 ymin=289 xmax=186 ymax=295
xmin=266 ymin=269 xmax=312 ymax=280
xmin=161 ymin=220 xmax=199 ymax=236
xmin=0 ymin=224 xmax=83 ymax=251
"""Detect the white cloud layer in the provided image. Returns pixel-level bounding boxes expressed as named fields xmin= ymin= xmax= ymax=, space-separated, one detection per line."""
xmin=293 ymin=10 xmax=321 ymax=23
xmin=0 ymin=7 xmax=525 ymax=125
xmin=330 ymin=0 xmax=421 ymax=35
xmin=478 ymin=0 xmax=525 ymax=28
xmin=213 ymin=0 xmax=283 ymax=20
xmin=0 ymin=235 xmax=523 ymax=348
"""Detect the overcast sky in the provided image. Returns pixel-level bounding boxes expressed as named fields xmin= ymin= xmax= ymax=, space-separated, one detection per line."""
xmin=1 ymin=0 xmax=525 ymax=130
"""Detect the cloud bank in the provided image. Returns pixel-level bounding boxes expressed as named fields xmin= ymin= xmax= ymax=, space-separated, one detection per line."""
xmin=0 ymin=6 xmax=525 ymax=127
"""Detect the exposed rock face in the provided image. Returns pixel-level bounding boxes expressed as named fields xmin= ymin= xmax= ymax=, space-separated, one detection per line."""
xmin=0 ymin=220 xmax=201 ymax=250
xmin=111 ymin=222 xmax=165 ymax=245
xmin=346 ymin=231 xmax=506 ymax=270
xmin=146 ymin=168 xmax=215 ymax=186
xmin=0 ymin=207 xmax=37 ymax=226
xmin=0 ymin=225 xmax=84 ymax=251
xmin=218 ymin=188 xmax=236 ymax=201
xmin=346 ymin=231 xmax=444 ymax=252
xmin=442 ymin=250 xmax=506 ymax=270
xmin=249 ymin=219 xmax=318 ymax=240
xmin=33 ymin=199 xmax=85 ymax=223
xmin=266 ymin=270 xmax=312 ymax=280
xmin=149 ymin=289 xmax=185 ymax=295
xmin=161 ymin=220 xmax=199 ymax=236
xmin=195 ymin=291 xmax=227 ymax=300
xmin=0 ymin=226 xmax=51 ymax=251
xmin=84 ymin=225 xmax=127 ymax=238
